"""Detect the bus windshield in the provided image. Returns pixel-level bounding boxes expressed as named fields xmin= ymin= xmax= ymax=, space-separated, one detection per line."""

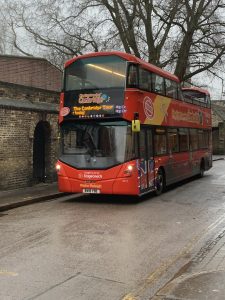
xmin=65 ymin=55 xmax=127 ymax=91
xmin=60 ymin=121 xmax=137 ymax=169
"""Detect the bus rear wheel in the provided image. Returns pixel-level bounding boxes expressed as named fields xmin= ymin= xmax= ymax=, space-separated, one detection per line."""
xmin=199 ymin=159 xmax=205 ymax=178
xmin=155 ymin=168 xmax=165 ymax=196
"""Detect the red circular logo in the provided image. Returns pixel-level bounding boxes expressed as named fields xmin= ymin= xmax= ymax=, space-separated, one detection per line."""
xmin=60 ymin=107 xmax=70 ymax=117
xmin=143 ymin=97 xmax=154 ymax=119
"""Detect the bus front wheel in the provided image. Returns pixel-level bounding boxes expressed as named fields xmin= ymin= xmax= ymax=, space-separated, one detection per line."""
xmin=155 ymin=168 xmax=165 ymax=196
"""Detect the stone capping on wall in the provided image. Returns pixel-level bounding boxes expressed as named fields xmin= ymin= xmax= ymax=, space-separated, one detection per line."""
xmin=0 ymin=80 xmax=60 ymax=104
xmin=0 ymin=80 xmax=60 ymax=113
xmin=0 ymin=98 xmax=58 ymax=113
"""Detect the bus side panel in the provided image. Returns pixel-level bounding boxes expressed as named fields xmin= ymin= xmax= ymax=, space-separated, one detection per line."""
xmin=165 ymin=152 xmax=192 ymax=184
xmin=153 ymin=150 xmax=212 ymax=188
xmin=191 ymin=150 xmax=212 ymax=175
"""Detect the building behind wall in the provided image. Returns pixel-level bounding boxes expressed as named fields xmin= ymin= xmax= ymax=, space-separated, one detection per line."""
xmin=0 ymin=55 xmax=62 ymax=190
xmin=0 ymin=55 xmax=61 ymax=92
xmin=211 ymin=101 xmax=225 ymax=155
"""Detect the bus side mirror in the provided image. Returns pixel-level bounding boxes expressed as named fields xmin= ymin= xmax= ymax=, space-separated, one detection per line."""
xmin=132 ymin=119 xmax=140 ymax=132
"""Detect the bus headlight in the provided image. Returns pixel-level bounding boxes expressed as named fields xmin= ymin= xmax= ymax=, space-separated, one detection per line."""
xmin=123 ymin=164 xmax=134 ymax=176
xmin=56 ymin=164 xmax=61 ymax=172
xmin=127 ymin=165 xmax=133 ymax=171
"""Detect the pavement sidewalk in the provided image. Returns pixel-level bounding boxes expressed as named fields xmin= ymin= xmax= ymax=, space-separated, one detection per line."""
xmin=213 ymin=155 xmax=225 ymax=161
xmin=0 ymin=182 xmax=66 ymax=212
xmin=153 ymin=229 xmax=225 ymax=300
xmin=153 ymin=156 xmax=225 ymax=300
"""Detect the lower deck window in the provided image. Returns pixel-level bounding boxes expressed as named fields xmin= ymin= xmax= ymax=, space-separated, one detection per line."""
xmin=198 ymin=130 xmax=209 ymax=149
xmin=190 ymin=129 xmax=198 ymax=151
xmin=179 ymin=128 xmax=189 ymax=151
xmin=154 ymin=128 xmax=167 ymax=155
xmin=168 ymin=129 xmax=179 ymax=153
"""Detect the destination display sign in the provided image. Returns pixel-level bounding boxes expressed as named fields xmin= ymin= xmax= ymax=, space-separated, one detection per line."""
xmin=62 ymin=88 xmax=126 ymax=119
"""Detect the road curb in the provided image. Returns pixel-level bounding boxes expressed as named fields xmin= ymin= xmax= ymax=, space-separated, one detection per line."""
xmin=213 ymin=158 xmax=225 ymax=161
xmin=152 ymin=270 xmax=225 ymax=299
xmin=0 ymin=192 xmax=68 ymax=212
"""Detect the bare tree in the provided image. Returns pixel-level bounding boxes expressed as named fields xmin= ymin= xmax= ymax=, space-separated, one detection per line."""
xmin=93 ymin=0 xmax=225 ymax=81
xmin=0 ymin=23 xmax=9 ymax=54
xmin=0 ymin=0 xmax=16 ymax=54
xmin=2 ymin=0 xmax=225 ymax=81
xmin=1 ymin=0 xmax=100 ymax=67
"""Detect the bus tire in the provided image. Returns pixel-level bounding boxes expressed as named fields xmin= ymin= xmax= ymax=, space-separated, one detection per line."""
xmin=199 ymin=159 xmax=205 ymax=178
xmin=155 ymin=168 xmax=166 ymax=196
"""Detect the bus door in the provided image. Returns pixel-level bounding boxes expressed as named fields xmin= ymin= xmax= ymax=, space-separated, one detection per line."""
xmin=139 ymin=128 xmax=155 ymax=194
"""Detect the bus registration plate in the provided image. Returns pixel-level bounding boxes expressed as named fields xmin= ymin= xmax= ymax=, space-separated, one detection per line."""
xmin=83 ymin=189 xmax=100 ymax=194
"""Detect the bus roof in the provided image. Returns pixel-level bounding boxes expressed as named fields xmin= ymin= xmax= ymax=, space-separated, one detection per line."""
xmin=65 ymin=51 xmax=180 ymax=83
xmin=182 ymin=86 xmax=210 ymax=96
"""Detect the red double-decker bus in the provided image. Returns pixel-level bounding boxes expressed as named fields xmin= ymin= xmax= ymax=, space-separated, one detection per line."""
xmin=56 ymin=51 xmax=212 ymax=196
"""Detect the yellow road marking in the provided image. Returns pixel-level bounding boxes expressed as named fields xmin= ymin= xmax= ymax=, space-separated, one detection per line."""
xmin=122 ymin=213 xmax=225 ymax=300
xmin=0 ymin=270 xmax=18 ymax=276
xmin=122 ymin=295 xmax=137 ymax=300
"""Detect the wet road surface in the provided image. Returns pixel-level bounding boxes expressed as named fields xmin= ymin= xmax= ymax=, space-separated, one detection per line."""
xmin=0 ymin=160 xmax=225 ymax=300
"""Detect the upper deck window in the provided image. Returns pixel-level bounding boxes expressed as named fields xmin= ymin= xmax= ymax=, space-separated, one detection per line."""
xmin=152 ymin=74 xmax=165 ymax=95
xmin=127 ymin=64 xmax=139 ymax=88
xmin=182 ymin=89 xmax=211 ymax=108
xmin=65 ymin=55 xmax=127 ymax=91
xmin=139 ymin=68 xmax=152 ymax=91
xmin=165 ymin=78 xmax=178 ymax=99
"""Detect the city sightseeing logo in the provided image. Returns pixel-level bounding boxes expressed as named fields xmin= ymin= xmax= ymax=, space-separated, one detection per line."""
xmin=143 ymin=97 xmax=154 ymax=119
xmin=78 ymin=93 xmax=110 ymax=104
xmin=60 ymin=107 xmax=70 ymax=117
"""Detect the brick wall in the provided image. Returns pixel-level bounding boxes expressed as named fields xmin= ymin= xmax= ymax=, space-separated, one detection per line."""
xmin=0 ymin=55 xmax=62 ymax=92
xmin=0 ymin=108 xmax=59 ymax=189
xmin=213 ymin=100 xmax=225 ymax=106
xmin=0 ymin=82 xmax=59 ymax=190
xmin=211 ymin=101 xmax=225 ymax=155
xmin=212 ymin=109 xmax=223 ymax=127
xmin=212 ymin=124 xmax=225 ymax=155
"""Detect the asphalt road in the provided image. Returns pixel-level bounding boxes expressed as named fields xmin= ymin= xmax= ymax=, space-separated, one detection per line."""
xmin=0 ymin=159 xmax=225 ymax=300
